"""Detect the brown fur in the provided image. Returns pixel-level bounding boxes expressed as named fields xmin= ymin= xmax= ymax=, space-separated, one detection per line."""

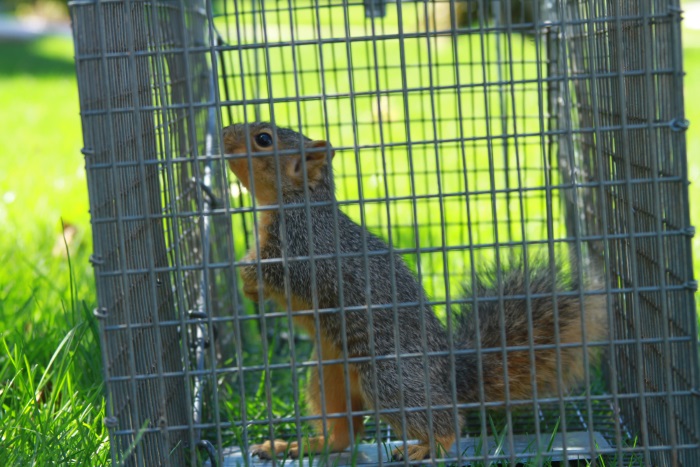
xmin=250 ymin=334 xmax=365 ymax=459
xmin=456 ymin=262 xmax=608 ymax=406
xmin=480 ymin=295 xmax=606 ymax=401
xmin=223 ymin=122 xmax=609 ymax=461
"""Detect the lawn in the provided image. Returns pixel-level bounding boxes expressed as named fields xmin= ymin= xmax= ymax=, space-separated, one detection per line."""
xmin=0 ymin=10 xmax=699 ymax=467
xmin=0 ymin=37 xmax=108 ymax=464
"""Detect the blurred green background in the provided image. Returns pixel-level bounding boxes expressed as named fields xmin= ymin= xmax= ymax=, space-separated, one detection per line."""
xmin=0 ymin=0 xmax=698 ymax=464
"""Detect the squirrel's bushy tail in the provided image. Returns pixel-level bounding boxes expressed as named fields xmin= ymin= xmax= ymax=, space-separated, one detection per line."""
xmin=454 ymin=257 xmax=607 ymax=403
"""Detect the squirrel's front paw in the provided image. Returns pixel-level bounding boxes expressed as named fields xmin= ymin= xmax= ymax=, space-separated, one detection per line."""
xmin=242 ymin=281 xmax=261 ymax=302
xmin=240 ymin=263 xmax=262 ymax=302
xmin=391 ymin=436 xmax=454 ymax=461
xmin=250 ymin=440 xmax=299 ymax=459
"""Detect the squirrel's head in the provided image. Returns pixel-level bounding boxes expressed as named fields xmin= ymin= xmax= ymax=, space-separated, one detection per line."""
xmin=223 ymin=122 xmax=335 ymax=205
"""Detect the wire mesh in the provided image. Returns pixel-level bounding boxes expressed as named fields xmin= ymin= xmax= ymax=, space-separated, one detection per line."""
xmin=70 ymin=0 xmax=232 ymax=464
xmin=67 ymin=0 xmax=699 ymax=465
xmin=554 ymin=1 xmax=700 ymax=465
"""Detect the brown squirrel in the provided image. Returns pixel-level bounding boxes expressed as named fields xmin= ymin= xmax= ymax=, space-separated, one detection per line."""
xmin=222 ymin=122 xmax=607 ymax=461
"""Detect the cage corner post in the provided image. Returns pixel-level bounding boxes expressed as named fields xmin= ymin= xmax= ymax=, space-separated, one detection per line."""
xmin=69 ymin=0 xmax=194 ymax=464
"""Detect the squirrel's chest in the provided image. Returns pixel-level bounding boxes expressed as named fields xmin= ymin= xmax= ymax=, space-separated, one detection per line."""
xmin=260 ymin=211 xmax=328 ymax=257
xmin=254 ymin=211 xmax=277 ymax=255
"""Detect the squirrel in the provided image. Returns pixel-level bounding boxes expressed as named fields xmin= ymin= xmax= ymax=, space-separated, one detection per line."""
xmin=222 ymin=122 xmax=608 ymax=461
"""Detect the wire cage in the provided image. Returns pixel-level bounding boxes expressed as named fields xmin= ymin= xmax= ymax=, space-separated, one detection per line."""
xmin=68 ymin=0 xmax=698 ymax=465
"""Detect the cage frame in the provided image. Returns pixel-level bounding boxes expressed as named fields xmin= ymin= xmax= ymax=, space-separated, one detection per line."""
xmin=68 ymin=0 xmax=700 ymax=465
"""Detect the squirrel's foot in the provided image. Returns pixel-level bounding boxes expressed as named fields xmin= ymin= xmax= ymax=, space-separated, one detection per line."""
xmin=249 ymin=440 xmax=299 ymax=459
xmin=250 ymin=436 xmax=348 ymax=459
xmin=391 ymin=435 xmax=455 ymax=461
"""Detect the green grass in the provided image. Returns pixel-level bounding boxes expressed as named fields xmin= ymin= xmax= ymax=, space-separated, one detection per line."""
xmin=1 ymin=7 xmax=700 ymax=465
xmin=0 ymin=37 xmax=109 ymax=464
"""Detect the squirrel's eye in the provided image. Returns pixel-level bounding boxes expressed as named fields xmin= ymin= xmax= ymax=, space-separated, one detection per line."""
xmin=255 ymin=132 xmax=273 ymax=148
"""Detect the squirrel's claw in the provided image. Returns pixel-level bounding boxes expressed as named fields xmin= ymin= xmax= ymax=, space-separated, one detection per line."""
xmin=249 ymin=444 xmax=274 ymax=460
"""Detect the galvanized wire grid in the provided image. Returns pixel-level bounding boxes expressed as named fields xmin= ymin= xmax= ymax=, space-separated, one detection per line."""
xmin=555 ymin=1 xmax=699 ymax=466
xmin=70 ymin=0 xmax=229 ymax=464
xmin=68 ymin=0 xmax=699 ymax=465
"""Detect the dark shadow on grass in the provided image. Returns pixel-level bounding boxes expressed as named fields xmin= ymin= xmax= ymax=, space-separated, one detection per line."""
xmin=0 ymin=38 xmax=75 ymax=77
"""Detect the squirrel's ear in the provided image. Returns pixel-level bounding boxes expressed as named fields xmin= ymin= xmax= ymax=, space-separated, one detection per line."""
xmin=307 ymin=140 xmax=335 ymax=160
xmin=291 ymin=140 xmax=334 ymax=183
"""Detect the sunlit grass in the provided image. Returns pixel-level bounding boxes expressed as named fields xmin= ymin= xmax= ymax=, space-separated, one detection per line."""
xmin=0 ymin=228 xmax=108 ymax=464
xmin=0 ymin=36 xmax=107 ymax=465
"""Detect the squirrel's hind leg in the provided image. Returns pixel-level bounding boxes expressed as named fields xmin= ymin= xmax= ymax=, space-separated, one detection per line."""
xmin=249 ymin=339 xmax=365 ymax=459
xmin=304 ymin=339 xmax=366 ymax=454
